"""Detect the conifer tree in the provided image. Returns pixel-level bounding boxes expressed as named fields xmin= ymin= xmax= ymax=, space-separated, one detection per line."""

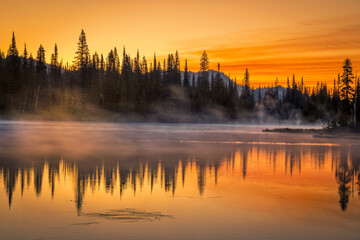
xmin=195 ymin=51 xmax=210 ymax=111
xmin=240 ymin=68 xmax=254 ymax=110
xmin=173 ymin=51 xmax=181 ymax=85
xmin=5 ymin=32 xmax=21 ymax=105
xmin=258 ymin=85 xmax=262 ymax=104
xmin=7 ymin=32 xmax=18 ymax=57
xmin=34 ymin=44 xmax=46 ymax=109
xmin=75 ymin=30 xmax=91 ymax=88
xmin=75 ymin=30 xmax=90 ymax=69
xmin=23 ymin=44 xmax=28 ymax=61
xmin=36 ymin=45 xmax=46 ymax=73
xmin=22 ymin=44 xmax=29 ymax=85
xmin=338 ymin=58 xmax=355 ymax=126
xmin=242 ymin=68 xmax=251 ymax=97
xmin=183 ymin=59 xmax=189 ymax=88
xmin=340 ymin=58 xmax=354 ymax=102
xmin=198 ymin=51 xmax=209 ymax=90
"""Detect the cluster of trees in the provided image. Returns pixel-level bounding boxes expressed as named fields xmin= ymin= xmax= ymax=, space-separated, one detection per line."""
xmin=257 ymin=61 xmax=360 ymax=128
xmin=0 ymin=30 xmax=359 ymax=126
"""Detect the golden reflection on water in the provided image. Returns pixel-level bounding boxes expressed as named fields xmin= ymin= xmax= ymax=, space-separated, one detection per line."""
xmin=0 ymin=122 xmax=360 ymax=240
xmin=1 ymin=144 xmax=359 ymax=213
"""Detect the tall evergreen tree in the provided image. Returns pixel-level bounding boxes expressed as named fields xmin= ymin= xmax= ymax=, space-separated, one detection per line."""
xmin=173 ymin=51 xmax=181 ymax=85
xmin=35 ymin=44 xmax=47 ymax=109
xmin=5 ymin=32 xmax=21 ymax=108
xmin=183 ymin=59 xmax=189 ymax=88
xmin=240 ymin=68 xmax=254 ymax=110
xmin=340 ymin=58 xmax=354 ymax=102
xmin=50 ymin=44 xmax=59 ymax=66
xmin=50 ymin=44 xmax=62 ymax=88
xmin=74 ymin=30 xmax=90 ymax=69
xmin=338 ymin=58 xmax=355 ymax=126
xmin=74 ymin=30 xmax=91 ymax=88
xmin=7 ymin=32 xmax=18 ymax=57
xmin=195 ymin=51 xmax=210 ymax=111
xmin=198 ymin=51 xmax=209 ymax=90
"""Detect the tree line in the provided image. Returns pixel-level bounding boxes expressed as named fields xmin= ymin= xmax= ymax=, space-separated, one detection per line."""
xmin=0 ymin=30 xmax=359 ymax=126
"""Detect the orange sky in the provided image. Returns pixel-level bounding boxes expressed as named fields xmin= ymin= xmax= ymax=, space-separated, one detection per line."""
xmin=1 ymin=0 xmax=360 ymax=86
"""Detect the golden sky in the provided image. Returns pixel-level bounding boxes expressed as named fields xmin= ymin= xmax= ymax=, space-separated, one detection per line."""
xmin=1 ymin=0 xmax=360 ymax=86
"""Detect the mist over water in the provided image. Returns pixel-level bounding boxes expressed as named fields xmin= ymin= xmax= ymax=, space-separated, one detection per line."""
xmin=0 ymin=121 xmax=359 ymax=240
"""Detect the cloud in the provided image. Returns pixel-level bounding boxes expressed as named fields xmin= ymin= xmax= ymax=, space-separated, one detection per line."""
xmin=176 ymin=16 xmax=360 ymax=86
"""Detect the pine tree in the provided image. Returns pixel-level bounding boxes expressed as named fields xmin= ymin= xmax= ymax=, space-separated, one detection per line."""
xmin=74 ymin=30 xmax=91 ymax=88
xmin=22 ymin=44 xmax=29 ymax=81
xmin=114 ymin=47 xmax=120 ymax=71
xmin=198 ymin=50 xmax=209 ymax=89
xmin=195 ymin=51 xmax=210 ymax=111
xmin=35 ymin=45 xmax=47 ymax=109
xmin=74 ymin=30 xmax=90 ymax=69
xmin=23 ymin=44 xmax=28 ymax=61
xmin=242 ymin=68 xmax=251 ymax=97
xmin=258 ymin=85 xmax=262 ymax=104
xmin=21 ymin=44 xmax=30 ymax=111
xmin=338 ymin=58 xmax=355 ymax=126
xmin=340 ymin=58 xmax=354 ymax=101
xmin=292 ymin=74 xmax=297 ymax=90
xmin=50 ymin=44 xmax=62 ymax=88
xmin=36 ymin=45 xmax=46 ymax=72
xmin=50 ymin=44 xmax=59 ymax=67
xmin=183 ymin=59 xmax=189 ymax=88
xmin=165 ymin=54 xmax=173 ymax=85
xmin=355 ymin=78 xmax=360 ymax=127
xmin=5 ymin=32 xmax=21 ymax=107
xmin=7 ymin=32 xmax=18 ymax=57
xmin=173 ymin=51 xmax=181 ymax=85
xmin=240 ymin=68 xmax=253 ymax=110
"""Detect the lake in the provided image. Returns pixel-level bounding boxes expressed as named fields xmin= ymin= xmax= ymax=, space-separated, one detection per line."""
xmin=0 ymin=121 xmax=359 ymax=240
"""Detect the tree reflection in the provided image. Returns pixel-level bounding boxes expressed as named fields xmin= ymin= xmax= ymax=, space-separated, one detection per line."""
xmin=335 ymin=165 xmax=352 ymax=211
xmin=0 ymin=144 xmax=359 ymax=212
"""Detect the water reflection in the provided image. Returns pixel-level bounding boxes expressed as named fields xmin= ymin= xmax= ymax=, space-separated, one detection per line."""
xmin=1 ymin=143 xmax=360 ymax=212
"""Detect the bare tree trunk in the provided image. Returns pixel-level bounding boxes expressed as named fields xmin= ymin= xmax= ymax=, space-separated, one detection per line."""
xmin=354 ymin=92 xmax=357 ymax=128
xmin=22 ymin=93 xmax=27 ymax=113
xmin=35 ymin=86 xmax=40 ymax=110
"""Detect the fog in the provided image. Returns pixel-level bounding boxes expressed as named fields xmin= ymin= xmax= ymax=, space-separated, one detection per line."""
xmin=0 ymin=120 xmax=342 ymax=165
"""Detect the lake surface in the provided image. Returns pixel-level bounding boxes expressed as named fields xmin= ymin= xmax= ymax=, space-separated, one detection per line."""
xmin=0 ymin=121 xmax=359 ymax=240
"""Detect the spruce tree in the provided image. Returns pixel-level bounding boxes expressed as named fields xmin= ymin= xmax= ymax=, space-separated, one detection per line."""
xmin=198 ymin=50 xmax=209 ymax=89
xmin=74 ymin=30 xmax=91 ymax=88
xmin=240 ymin=68 xmax=254 ymax=110
xmin=242 ymin=68 xmax=251 ymax=97
xmin=5 ymin=32 xmax=21 ymax=107
xmin=173 ymin=51 xmax=181 ymax=85
xmin=7 ymin=32 xmax=18 ymax=57
xmin=340 ymin=58 xmax=354 ymax=102
xmin=338 ymin=58 xmax=355 ymax=126
xmin=196 ymin=51 xmax=210 ymax=111
xmin=23 ymin=44 xmax=28 ymax=61
xmin=35 ymin=45 xmax=47 ymax=109
xmin=75 ymin=30 xmax=90 ymax=69
xmin=50 ymin=44 xmax=62 ymax=88
xmin=183 ymin=59 xmax=189 ymax=88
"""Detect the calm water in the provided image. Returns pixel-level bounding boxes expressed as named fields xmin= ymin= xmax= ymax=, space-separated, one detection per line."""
xmin=0 ymin=121 xmax=359 ymax=240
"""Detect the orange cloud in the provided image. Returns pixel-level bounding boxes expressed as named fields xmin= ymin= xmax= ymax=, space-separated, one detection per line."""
xmin=179 ymin=18 xmax=360 ymax=86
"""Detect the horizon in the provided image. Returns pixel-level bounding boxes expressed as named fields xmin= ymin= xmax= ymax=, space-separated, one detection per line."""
xmin=1 ymin=30 xmax=358 ymax=88
xmin=1 ymin=0 xmax=360 ymax=86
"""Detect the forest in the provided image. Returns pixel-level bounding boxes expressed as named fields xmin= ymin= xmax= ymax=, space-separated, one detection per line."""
xmin=0 ymin=30 xmax=359 ymax=126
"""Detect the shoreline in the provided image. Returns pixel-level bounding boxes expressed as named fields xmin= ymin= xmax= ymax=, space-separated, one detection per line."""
xmin=263 ymin=127 xmax=360 ymax=139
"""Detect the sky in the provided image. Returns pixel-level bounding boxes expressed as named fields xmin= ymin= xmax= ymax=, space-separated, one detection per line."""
xmin=1 ymin=0 xmax=360 ymax=86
